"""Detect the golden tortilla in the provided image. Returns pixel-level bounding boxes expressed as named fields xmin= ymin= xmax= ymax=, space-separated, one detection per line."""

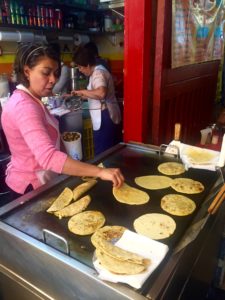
xmin=95 ymin=239 xmax=149 ymax=265
xmin=91 ymin=225 xmax=126 ymax=248
xmin=134 ymin=213 xmax=176 ymax=240
xmin=184 ymin=148 xmax=216 ymax=164
xmin=96 ymin=249 xmax=147 ymax=275
xmin=47 ymin=187 xmax=73 ymax=213
xmin=54 ymin=195 xmax=91 ymax=219
xmin=113 ymin=182 xmax=150 ymax=205
xmin=73 ymin=179 xmax=97 ymax=201
xmin=135 ymin=175 xmax=173 ymax=190
xmin=161 ymin=194 xmax=196 ymax=216
xmin=68 ymin=210 xmax=105 ymax=235
xmin=158 ymin=162 xmax=185 ymax=175
xmin=171 ymin=178 xmax=204 ymax=194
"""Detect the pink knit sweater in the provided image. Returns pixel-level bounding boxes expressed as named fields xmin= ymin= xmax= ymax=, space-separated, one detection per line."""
xmin=1 ymin=89 xmax=67 ymax=193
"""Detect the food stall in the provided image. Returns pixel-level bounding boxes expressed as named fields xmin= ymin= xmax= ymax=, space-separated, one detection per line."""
xmin=0 ymin=142 xmax=224 ymax=300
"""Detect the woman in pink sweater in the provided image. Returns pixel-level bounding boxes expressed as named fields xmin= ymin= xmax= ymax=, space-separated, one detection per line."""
xmin=1 ymin=43 xmax=124 ymax=198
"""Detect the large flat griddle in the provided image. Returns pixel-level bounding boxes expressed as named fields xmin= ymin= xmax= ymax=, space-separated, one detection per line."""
xmin=0 ymin=143 xmax=220 ymax=281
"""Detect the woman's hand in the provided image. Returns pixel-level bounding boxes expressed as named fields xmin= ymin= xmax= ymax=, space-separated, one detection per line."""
xmin=71 ymin=90 xmax=84 ymax=98
xmin=97 ymin=167 xmax=124 ymax=188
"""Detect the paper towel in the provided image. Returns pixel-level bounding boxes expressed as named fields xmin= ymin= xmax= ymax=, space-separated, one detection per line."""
xmin=18 ymin=31 xmax=34 ymax=42
xmin=93 ymin=230 xmax=169 ymax=289
xmin=74 ymin=34 xmax=90 ymax=46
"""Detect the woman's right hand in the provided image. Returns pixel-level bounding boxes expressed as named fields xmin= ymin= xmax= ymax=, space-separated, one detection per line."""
xmin=97 ymin=167 xmax=124 ymax=188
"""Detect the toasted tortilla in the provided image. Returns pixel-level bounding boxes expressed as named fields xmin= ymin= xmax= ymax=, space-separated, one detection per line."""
xmin=68 ymin=210 xmax=105 ymax=235
xmin=91 ymin=225 xmax=126 ymax=248
xmin=134 ymin=213 xmax=176 ymax=240
xmin=47 ymin=187 xmax=73 ymax=213
xmin=171 ymin=178 xmax=204 ymax=194
xmin=135 ymin=175 xmax=173 ymax=190
xmin=95 ymin=239 xmax=149 ymax=265
xmin=161 ymin=194 xmax=196 ymax=216
xmin=184 ymin=147 xmax=216 ymax=164
xmin=54 ymin=195 xmax=91 ymax=219
xmin=158 ymin=162 xmax=185 ymax=175
xmin=96 ymin=249 xmax=147 ymax=275
xmin=73 ymin=179 xmax=97 ymax=201
xmin=113 ymin=182 xmax=150 ymax=205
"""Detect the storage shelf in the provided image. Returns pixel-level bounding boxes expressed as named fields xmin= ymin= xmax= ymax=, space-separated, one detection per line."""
xmin=0 ymin=24 xmax=123 ymax=36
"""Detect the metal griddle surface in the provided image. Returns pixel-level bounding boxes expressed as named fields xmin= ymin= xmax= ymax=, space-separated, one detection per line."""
xmin=0 ymin=143 xmax=220 ymax=271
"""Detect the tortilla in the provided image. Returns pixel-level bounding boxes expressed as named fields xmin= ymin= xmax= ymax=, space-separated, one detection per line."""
xmin=68 ymin=210 xmax=105 ymax=235
xmin=96 ymin=249 xmax=147 ymax=275
xmin=54 ymin=195 xmax=91 ymax=219
xmin=91 ymin=225 xmax=126 ymax=248
xmin=161 ymin=194 xmax=196 ymax=216
xmin=171 ymin=178 xmax=204 ymax=194
xmin=113 ymin=182 xmax=150 ymax=205
xmin=95 ymin=239 xmax=149 ymax=265
xmin=158 ymin=162 xmax=185 ymax=175
xmin=133 ymin=213 xmax=176 ymax=240
xmin=73 ymin=179 xmax=97 ymax=200
xmin=184 ymin=147 xmax=216 ymax=164
xmin=47 ymin=187 xmax=73 ymax=213
xmin=135 ymin=175 xmax=173 ymax=190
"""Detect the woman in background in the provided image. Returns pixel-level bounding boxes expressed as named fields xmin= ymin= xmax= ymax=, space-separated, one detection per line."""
xmin=72 ymin=47 xmax=122 ymax=156
xmin=1 ymin=43 xmax=124 ymax=199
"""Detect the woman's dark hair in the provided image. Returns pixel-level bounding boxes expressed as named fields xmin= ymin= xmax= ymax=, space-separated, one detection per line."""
xmin=14 ymin=42 xmax=61 ymax=87
xmin=84 ymin=42 xmax=99 ymax=57
xmin=73 ymin=47 xmax=96 ymax=67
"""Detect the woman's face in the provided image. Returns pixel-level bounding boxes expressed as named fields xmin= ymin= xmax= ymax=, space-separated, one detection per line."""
xmin=77 ymin=64 xmax=93 ymax=77
xmin=24 ymin=56 xmax=60 ymax=99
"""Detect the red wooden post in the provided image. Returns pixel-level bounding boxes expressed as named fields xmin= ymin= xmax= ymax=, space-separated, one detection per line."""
xmin=123 ymin=0 xmax=153 ymax=143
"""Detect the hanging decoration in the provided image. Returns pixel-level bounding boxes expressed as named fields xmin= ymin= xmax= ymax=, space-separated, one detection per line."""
xmin=172 ymin=0 xmax=225 ymax=68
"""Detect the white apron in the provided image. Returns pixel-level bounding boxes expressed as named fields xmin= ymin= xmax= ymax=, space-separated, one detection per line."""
xmin=17 ymin=84 xmax=60 ymax=185
xmin=87 ymin=65 xmax=121 ymax=131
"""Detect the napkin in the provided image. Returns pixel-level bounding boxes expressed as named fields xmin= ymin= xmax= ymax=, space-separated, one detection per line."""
xmin=93 ymin=230 xmax=169 ymax=289
xmin=180 ymin=144 xmax=220 ymax=171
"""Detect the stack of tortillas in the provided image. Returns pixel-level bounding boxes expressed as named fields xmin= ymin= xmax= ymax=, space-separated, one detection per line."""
xmin=91 ymin=226 xmax=150 ymax=275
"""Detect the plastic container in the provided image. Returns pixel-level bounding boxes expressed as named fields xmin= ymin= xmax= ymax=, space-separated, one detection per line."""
xmin=62 ymin=131 xmax=83 ymax=160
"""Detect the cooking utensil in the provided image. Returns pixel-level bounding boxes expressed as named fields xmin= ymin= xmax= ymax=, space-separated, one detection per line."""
xmin=174 ymin=123 xmax=181 ymax=141
xmin=174 ymin=178 xmax=225 ymax=254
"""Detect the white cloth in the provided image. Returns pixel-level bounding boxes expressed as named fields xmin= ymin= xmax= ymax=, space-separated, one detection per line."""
xmin=93 ymin=230 xmax=169 ymax=289
xmin=166 ymin=141 xmax=220 ymax=171
xmin=87 ymin=65 xmax=121 ymax=131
